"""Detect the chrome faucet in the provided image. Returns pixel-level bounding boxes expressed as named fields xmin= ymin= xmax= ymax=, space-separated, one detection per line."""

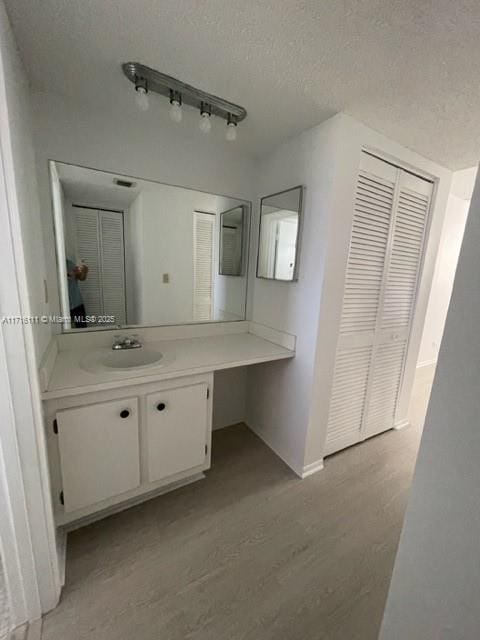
xmin=112 ymin=334 xmax=142 ymax=350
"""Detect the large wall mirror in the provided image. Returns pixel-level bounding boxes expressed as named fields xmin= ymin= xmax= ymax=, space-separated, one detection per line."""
xmin=49 ymin=161 xmax=250 ymax=331
xmin=257 ymin=186 xmax=303 ymax=281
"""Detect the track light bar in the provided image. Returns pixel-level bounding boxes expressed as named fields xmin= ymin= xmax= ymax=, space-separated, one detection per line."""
xmin=122 ymin=62 xmax=247 ymax=123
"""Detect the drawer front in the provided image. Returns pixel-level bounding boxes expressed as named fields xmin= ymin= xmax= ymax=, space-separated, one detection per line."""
xmin=57 ymin=397 xmax=140 ymax=512
xmin=146 ymin=383 xmax=208 ymax=483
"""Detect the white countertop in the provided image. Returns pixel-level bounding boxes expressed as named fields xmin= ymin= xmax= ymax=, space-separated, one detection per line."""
xmin=43 ymin=332 xmax=294 ymax=400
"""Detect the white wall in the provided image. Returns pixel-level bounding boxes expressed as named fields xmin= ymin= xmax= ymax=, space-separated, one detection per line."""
xmin=247 ymin=115 xmax=342 ymax=474
xmin=212 ymin=368 xmax=247 ymax=430
xmin=0 ymin=557 xmax=9 ymax=637
xmin=417 ymin=193 xmax=469 ymax=366
xmin=246 ymin=113 xmax=452 ymax=475
xmin=379 ymin=168 xmax=480 ymax=639
xmin=417 ymin=167 xmax=477 ymax=367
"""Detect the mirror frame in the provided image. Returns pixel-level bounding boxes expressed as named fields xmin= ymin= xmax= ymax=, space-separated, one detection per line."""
xmin=256 ymin=185 xmax=304 ymax=282
xmin=219 ymin=204 xmax=247 ymax=277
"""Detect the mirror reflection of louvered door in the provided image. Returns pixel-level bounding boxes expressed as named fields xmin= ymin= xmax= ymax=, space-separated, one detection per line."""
xmin=193 ymin=211 xmax=215 ymax=321
xmin=75 ymin=207 xmax=126 ymax=326
xmin=325 ymin=153 xmax=433 ymax=456
xmin=74 ymin=207 xmax=103 ymax=318
xmin=98 ymin=211 xmax=127 ymax=326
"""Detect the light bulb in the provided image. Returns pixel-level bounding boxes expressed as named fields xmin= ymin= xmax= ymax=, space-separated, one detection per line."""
xmin=169 ymin=100 xmax=182 ymax=123
xmin=226 ymin=121 xmax=237 ymax=142
xmin=199 ymin=112 xmax=212 ymax=133
xmin=135 ymin=86 xmax=149 ymax=111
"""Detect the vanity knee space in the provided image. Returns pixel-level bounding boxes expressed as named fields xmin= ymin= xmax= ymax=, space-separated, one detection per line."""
xmin=45 ymin=372 xmax=213 ymax=527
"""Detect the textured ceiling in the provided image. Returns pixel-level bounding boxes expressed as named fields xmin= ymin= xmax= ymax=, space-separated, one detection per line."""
xmin=5 ymin=0 xmax=480 ymax=169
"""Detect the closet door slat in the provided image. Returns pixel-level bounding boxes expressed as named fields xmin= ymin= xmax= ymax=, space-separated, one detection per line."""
xmin=363 ymin=341 xmax=408 ymax=439
xmin=381 ymin=186 xmax=430 ymax=331
xmin=339 ymin=170 xmax=395 ymax=336
xmin=325 ymin=345 xmax=372 ymax=455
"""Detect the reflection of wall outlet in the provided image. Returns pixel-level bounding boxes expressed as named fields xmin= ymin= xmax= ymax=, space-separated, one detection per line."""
xmin=163 ymin=273 xmax=170 ymax=284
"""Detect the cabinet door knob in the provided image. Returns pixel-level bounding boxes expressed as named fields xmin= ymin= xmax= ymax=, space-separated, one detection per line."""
xmin=120 ymin=409 xmax=130 ymax=419
xmin=156 ymin=402 xmax=166 ymax=412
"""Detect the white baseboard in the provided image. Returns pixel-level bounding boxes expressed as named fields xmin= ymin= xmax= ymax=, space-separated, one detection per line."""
xmin=300 ymin=459 xmax=324 ymax=478
xmin=246 ymin=423 xmax=324 ymax=479
xmin=394 ymin=419 xmax=410 ymax=431
xmin=246 ymin=422 xmax=304 ymax=477
xmin=416 ymin=358 xmax=437 ymax=370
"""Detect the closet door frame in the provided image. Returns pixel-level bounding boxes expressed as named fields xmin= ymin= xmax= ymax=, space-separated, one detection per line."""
xmin=362 ymin=148 xmax=438 ymax=430
xmin=326 ymin=148 xmax=437 ymax=454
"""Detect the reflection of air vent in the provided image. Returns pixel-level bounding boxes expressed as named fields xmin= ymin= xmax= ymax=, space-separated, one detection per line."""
xmin=114 ymin=178 xmax=136 ymax=188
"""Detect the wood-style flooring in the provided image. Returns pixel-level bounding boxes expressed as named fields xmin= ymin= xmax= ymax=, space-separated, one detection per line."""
xmin=40 ymin=367 xmax=434 ymax=640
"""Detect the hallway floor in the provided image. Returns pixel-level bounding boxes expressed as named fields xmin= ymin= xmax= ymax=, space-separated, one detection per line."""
xmin=40 ymin=367 xmax=434 ymax=640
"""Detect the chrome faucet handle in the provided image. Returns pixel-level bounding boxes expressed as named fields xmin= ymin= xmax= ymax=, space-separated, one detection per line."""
xmin=112 ymin=334 xmax=125 ymax=349
xmin=130 ymin=334 xmax=142 ymax=348
xmin=111 ymin=333 xmax=142 ymax=350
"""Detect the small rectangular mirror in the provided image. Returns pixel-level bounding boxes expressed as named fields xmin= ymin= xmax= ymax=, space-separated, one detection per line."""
xmin=219 ymin=205 xmax=246 ymax=276
xmin=257 ymin=186 xmax=303 ymax=281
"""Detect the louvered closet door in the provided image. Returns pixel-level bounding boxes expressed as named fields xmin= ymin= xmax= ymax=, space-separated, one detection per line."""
xmin=193 ymin=212 xmax=214 ymax=321
xmin=363 ymin=171 xmax=432 ymax=439
xmin=325 ymin=155 xmax=398 ymax=454
xmin=99 ymin=211 xmax=126 ymax=325
xmin=75 ymin=207 xmax=103 ymax=318
xmin=325 ymin=153 xmax=432 ymax=455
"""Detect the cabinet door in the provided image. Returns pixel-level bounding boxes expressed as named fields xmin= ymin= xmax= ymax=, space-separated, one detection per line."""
xmin=57 ymin=397 xmax=140 ymax=512
xmin=146 ymin=383 xmax=209 ymax=483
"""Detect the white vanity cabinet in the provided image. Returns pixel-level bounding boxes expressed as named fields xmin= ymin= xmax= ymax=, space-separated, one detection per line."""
xmin=146 ymin=383 xmax=209 ymax=483
xmin=45 ymin=373 xmax=213 ymax=527
xmin=57 ymin=397 xmax=140 ymax=513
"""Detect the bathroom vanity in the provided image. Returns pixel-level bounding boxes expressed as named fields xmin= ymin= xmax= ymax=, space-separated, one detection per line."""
xmin=42 ymin=160 xmax=301 ymax=530
xmin=42 ymin=324 xmax=295 ymax=528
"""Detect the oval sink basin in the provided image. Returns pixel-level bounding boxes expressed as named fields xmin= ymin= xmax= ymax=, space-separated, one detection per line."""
xmin=80 ymin=347 xmax=164 ymax=373
xmin=101 ymin=348 xmax=163 ymax=369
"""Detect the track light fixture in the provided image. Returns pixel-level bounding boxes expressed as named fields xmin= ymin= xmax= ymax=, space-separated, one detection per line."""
xmin=123 ymin=62 xmax=246 ymax=141
xmin=169 ymin=90 xmax=183 ymax=123
xmin=199 ymin=102 xmax=212 ymax=134
xmin=225 ymin=114 xmax=238 ymax=142
xmin=134 ymin=76 xmax=149 ymax=111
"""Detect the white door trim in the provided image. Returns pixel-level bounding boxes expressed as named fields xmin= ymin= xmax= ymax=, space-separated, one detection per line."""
xmin=0 ymin=55 xmax=61 ymax=630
